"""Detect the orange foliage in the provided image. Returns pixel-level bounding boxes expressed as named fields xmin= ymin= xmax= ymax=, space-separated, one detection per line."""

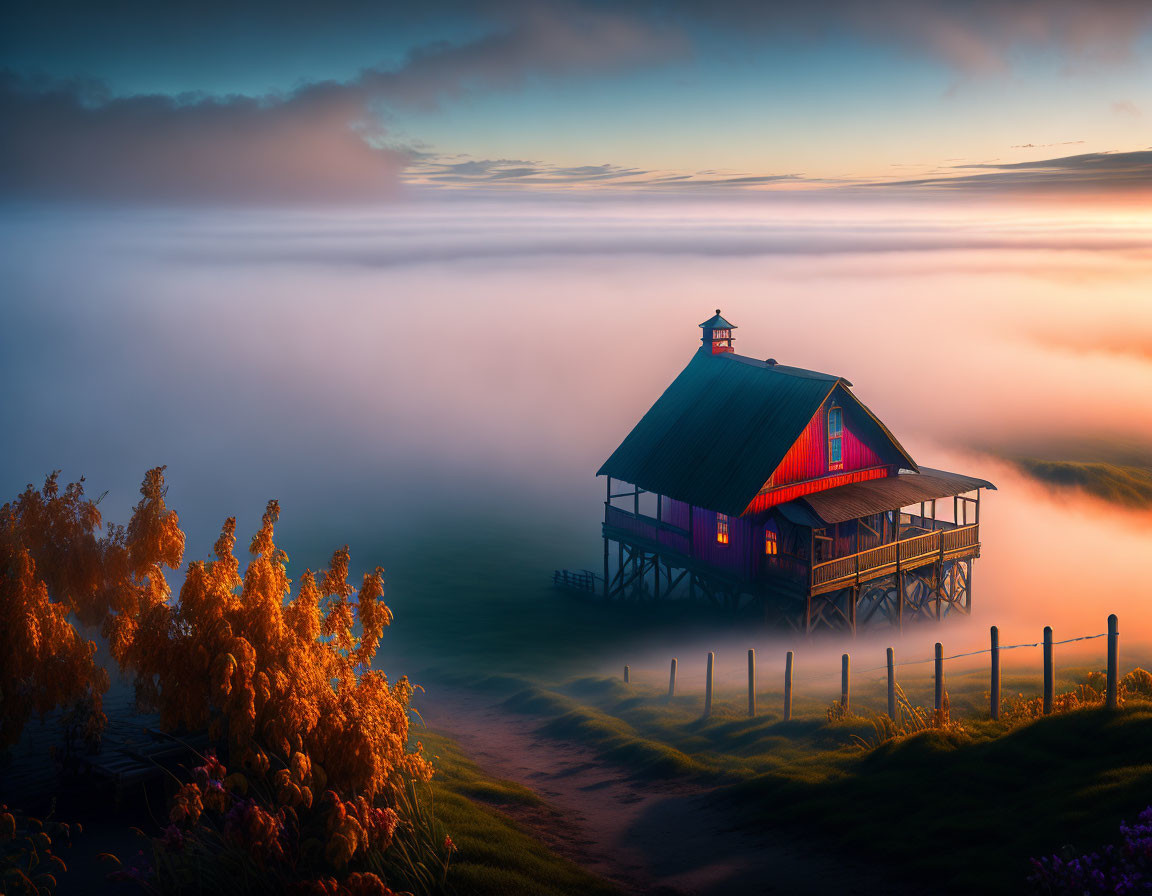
xmin=122 ymin=474 xmax=426 ymax=798
xmin=2 ymin=468 xmax=427 ymax=802
xmin=1 ymin=474 xmax=115 ymax=748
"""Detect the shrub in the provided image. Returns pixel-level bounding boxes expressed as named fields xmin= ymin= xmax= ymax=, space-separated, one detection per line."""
xmin=1119 ymin=668 xmax=1152 ymax=702
xmin=2 ymin=470 xmax=441 ymax=893
xmin=126 ymin=489 xmax=430 ymax=799
xmin=1 ymin=474 xmax=115 ymax=750
xmin=1001 ymin=682 xmax=1105 ymax=723
xmin=0 ymin=804 xmax=77 ymax=895
xmin=999 ymin=668 xmax=1152 ymax=725
xmin=139 ymin=751 xmax=451 ymax=896
xmin=853 ymin=684 xmax=962 ymax=749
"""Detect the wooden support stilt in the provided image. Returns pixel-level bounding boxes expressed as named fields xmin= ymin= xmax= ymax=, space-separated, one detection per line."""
xmin=897 ymin=569 xmax=904 ymax=632
xmin=604 ymin=478 xmax=612 ymax=599
xmin=669 ymin=658 xmax=677 ymax=699
xmin=617 ymin=541 xmax=623 ymax=599
xmin=602 ymin=536 xmax=609 ymax=600
xmin=624 ymin=665 xmax=630 ymax=684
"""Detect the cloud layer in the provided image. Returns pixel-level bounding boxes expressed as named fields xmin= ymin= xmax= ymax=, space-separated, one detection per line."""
xmin=0 ymin=4 xmax=683 ymax=203
xmin=882 ymin=151 xmax=1152 ymax=195
xmin=404 ymin=156 xmax=803 ymax=189
xmin=0 ymin=74 xmax=409 ymax=202
xmin=2 ymin=1 xmax=1150 ymax=203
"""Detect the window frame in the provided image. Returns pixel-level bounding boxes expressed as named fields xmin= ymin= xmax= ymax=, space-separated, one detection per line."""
xmin=827 ymin=404 xmax=844 ymax=471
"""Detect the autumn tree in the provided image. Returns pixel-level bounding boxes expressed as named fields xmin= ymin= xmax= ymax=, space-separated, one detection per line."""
xmin=0 ymin=469 xmax=184 ymax=749
xmin=113 ymin=472 xmax=426 ymax=798
xmin=2 ymin=468 xmax=425 ymax=801
xmin=3 ymin=469 xmax=438 ymax=894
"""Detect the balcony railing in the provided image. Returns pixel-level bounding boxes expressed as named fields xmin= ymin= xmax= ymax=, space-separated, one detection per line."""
xmin=603 ymin=504 xmax=691 ymax=555
xmin=812 ymin=523 xmax=979 ymax=590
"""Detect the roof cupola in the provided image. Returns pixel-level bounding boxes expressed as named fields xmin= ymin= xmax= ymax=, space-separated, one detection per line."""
xmin=699 ymin=310 xmax=735 ymax=354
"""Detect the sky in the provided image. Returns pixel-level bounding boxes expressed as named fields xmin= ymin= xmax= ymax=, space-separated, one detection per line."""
xmin=2 ymin=0 xmax=1151 ymax=202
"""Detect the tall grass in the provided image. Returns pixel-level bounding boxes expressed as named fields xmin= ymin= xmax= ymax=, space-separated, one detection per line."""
xmin=848 ymin=683 xmax=961 ymax=749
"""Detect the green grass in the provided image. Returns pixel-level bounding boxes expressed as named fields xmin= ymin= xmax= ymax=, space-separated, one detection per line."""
xmin=417 ymin=730 xmax=619 ymax=896
xmin=453 ymin=664 xmax=1152 ymax=895
xmin=381 ymin=523 xmax=771 ymax=680
xmin=381 ymin=522 xmax=1152 ymax=892
xmin=730 ymin=707 xmax=1152 ymax=894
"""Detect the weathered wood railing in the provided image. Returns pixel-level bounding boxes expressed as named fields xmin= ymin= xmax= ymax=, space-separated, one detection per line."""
xmin=812 ymin=523 xmax=979 ymax=589
xmin=552 ymin=569 xmax=600 ymax=593
xmin=603 ymin=504 xmax=691 ymax=555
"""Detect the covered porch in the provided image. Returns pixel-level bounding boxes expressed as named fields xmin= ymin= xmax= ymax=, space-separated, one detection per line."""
xmin=772 ymin=468 xmax=995 ymax=631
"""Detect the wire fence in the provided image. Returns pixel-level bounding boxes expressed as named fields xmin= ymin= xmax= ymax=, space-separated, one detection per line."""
xmin=845 ymin=631 xmax=1110 ymax=676
xmin=625 ymin=616 xmax=1122 ymax=722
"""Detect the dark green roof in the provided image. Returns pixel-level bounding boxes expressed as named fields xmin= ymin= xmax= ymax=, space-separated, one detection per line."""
xmin=699 ymin=311 xmax=736 ymax=330
xmin=597 ymin=350 xmax=917 ymax=516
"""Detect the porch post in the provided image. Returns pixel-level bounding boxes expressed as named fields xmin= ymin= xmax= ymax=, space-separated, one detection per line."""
xmin=603 ymin=477 xmax=611 ymax=598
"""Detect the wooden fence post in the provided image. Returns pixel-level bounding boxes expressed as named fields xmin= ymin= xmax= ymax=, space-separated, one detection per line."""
xmin=704 ymin=652 xmax=714 ymax=718
xmin=841 ymin=653 xmax=850 ymax=714
xmin=886 ymin=647 xmax=896 ymax=720
xmin=1107 ymin=615 xmax=1119 ymax=710
xmin=624 ymin=665 xmax=630 ymax=684
xmin=990 ymin=625 xmax=1000 ymax=721
xmin=748 ymin=649 xmax=756 ymax=718
xmin=668 ymin=658 xmax=677 ymax=699
xmin=934 ymin=643 xmax=944 ymax=715
xmin=1043 ymin=626 xmax=1054 ymax=715
xmin=784 ymin=651 xmax=794 ymax=721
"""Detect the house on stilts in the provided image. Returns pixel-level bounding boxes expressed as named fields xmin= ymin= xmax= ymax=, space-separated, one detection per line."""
xmin=597 ymin=311 xmax=994 ymax=633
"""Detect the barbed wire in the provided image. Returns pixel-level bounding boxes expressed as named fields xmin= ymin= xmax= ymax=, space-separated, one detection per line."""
xmin=636 ymin=629 xmax=1114 ymax=686
xmin=845 ymin=632 xmax=1110 ymax=676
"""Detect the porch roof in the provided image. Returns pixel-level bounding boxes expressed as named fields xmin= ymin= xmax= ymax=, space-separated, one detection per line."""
xmin=783 ymin=467 xmax=996 ymax=526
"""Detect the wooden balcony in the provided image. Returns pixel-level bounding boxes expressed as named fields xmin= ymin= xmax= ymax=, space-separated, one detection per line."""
xmin=810 ymin=523 xmax=980 ymax=596
xmin=603 ymin=504 xmax=691 ymax=555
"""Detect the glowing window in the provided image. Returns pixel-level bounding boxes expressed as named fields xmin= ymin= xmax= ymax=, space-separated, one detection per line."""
xmin=716 ymin=513 xmax=729 ymax=545
xmin=764 ymin=528 xmax=778 ymax=555
xmin=827 ymin=405 xmax=843 ymax=469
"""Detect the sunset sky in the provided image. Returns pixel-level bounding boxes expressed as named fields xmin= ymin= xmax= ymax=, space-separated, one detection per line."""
xmin=3 ymin=0 xmax=1151 ymax=201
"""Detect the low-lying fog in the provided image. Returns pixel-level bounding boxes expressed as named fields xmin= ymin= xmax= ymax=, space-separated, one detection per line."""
xmin=3 ymin=195 xmax=1150 ymax=688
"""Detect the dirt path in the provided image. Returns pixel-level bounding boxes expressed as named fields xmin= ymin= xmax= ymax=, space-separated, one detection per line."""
xmin=416 ymin=689 xmax=896 ymax=896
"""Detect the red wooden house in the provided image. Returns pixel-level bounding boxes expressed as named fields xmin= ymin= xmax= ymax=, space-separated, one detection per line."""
xmin=597 ymin=311 xmax=994 ymax=632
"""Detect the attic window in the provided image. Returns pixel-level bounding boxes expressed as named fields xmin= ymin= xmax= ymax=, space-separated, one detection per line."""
xmin=716 ymin=513 xmax=729 ymax=545
xmin=827 ymin=405 xmax=843 ymax=471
